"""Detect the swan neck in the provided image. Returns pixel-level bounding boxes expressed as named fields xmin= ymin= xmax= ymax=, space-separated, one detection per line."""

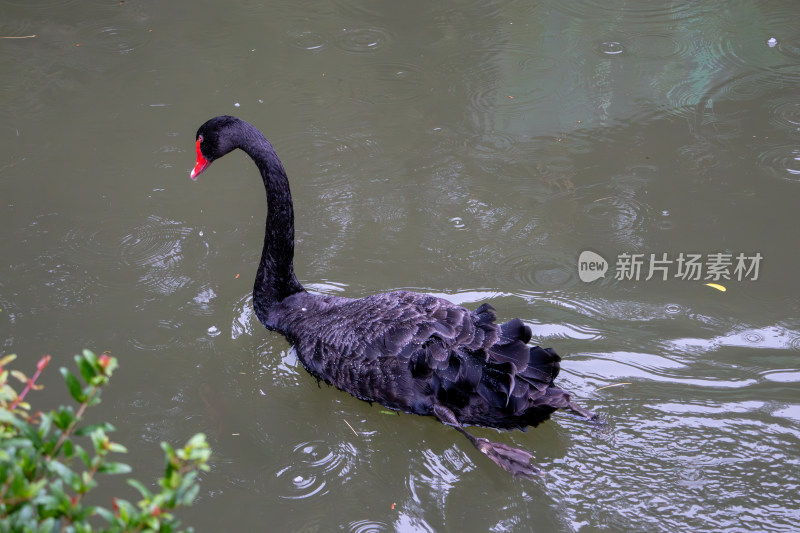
xmin=242 ymin=134 xmax=304 ymax=307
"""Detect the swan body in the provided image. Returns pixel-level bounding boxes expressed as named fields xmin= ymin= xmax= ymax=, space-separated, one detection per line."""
xmin=191 ymin=116 xmax=594 ymax=478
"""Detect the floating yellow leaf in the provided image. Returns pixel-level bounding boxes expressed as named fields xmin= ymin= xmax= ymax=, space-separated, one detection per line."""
xmin=705 ymin=283 xmax=727 ymax=292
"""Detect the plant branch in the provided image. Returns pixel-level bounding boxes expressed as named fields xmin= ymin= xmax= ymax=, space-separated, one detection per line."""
xmin=46 ymin=384 xmax=100 ymax=461
xmin=9 ymin=355 xmax=50 ymax=410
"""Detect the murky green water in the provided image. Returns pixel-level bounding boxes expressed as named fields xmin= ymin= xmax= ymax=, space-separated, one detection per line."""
xmin=2 ymin=0 xmax=799 ymax=531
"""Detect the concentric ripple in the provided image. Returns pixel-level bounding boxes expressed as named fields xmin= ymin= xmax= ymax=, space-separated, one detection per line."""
xmin=59 ymin=214 xmax=201 ymax=294
xmin=581 ymin=193 xmax=651 ymax=248
xmin=334 ymin=27 xmax=392 ymax=54
xmin=75 ymin=21 xmax=153 ymax=54
xmin=495 ymin=251 xmax=580 ymax=291
xmin=275 ymin=440 xmax=358 ymax=500
xmin=444 ymin=47 xmax=568 ymax=129
xmin=625 ymin=32 xmax=687 ymax=60
xmin=550 ymin=0 xmax=698 ymax=23
xmin=756 ymin=144 xmax=800 ymax=183
xmin=768 ymin=96 xmax=800 ymax=133
xmin=598 ymin=41 xmax=624 ymax=56
xmin=128 ymin=319 xmax=186 ymax=352
xmin=124 ymin=217 xmax=195 ymax=295
xmin=347 ymin=519 xmax=389 ymax=533
xmin=702 ymin=65 xmax=800 ymax=109
xmin=286 ymin=30 xmax=328 ymax=52
xmin=119 ymin=215 xmax=194 ymax=267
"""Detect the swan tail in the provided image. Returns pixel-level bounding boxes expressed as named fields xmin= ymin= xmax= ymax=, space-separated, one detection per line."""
xmin=484 ymin=327 xmax=595 ymax=425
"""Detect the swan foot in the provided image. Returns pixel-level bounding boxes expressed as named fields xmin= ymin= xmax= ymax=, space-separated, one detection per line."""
xmin=568 ymin=400 xmax=597 ymax=421
xmin=472 ymin=437 xmax=543 ymax=479
xmin=433 ymin=404 xmax=543 ymax=479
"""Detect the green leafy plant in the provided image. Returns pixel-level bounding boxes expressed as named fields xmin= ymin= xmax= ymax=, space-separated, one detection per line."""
xmin=0 ymin=350 xmax=210 ymax=532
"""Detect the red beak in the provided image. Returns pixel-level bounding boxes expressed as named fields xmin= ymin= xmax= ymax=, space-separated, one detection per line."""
xmin=190 ymin=138 xmax=210 ymax=180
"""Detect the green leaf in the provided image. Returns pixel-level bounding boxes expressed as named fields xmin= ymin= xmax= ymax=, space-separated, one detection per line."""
xmin=97 ymin=461 xmax=132 ymax=475
xmin=108 ymin=441 xmax=128 ymax=454
xmin=0 ymin=408 xmax=24 ymax=429
xmin=93 ymin=506 xmax=116 ymax=524
xmin=60 ymin=368 xmax=86 ymax=403
xmin=10 ymin=369 xmax=29 ymax=384
xmin=0 ymin=437 xmax=34 ymax=448
xmin=35 ymin=518 xmax=57 ymax=533
xmin=47 ymin=460 xmax=79 ymax=488
xmin=74 ymin=422 xmax=115 ymax=437
xmin=80 ymin=469 xmax=98 ymax=492
xmin=63 ymin=439 xmax=73 ymax=458
xmin=89 ymin=429 xmax=108 ymax=453
xmin=86 ymin=388 xmax=104 ymax=406
xmin=116 ymin=498 xmax=133 ymax=522
xmin=39 ymin=411 xmax=52 ymax=436
xmin=180 ymin=483 xmax=201 ymax=506
xmin=76 ymin=445 xmax=91 ymax=468
xmin=81 ymin=349 xmax=99 ymax=368
xmin=127 ymin=478 xmax=154 ymax=500
xmin=76 ymin=356 xmax=97 ymax=384
xmin=52 ymin=406 xmax=76 ymax=431
xmin=186 ymin=433 xmax=207 ymax=449
xmin=160 ymin=441 xmax=175 ymax=456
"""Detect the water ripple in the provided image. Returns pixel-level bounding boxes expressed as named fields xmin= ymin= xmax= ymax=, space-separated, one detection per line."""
xmin=287 ymin=30 xmax=328 ymax=52
xmin=494 ymin=250 xmax=579 ymax=292
xmin=769 ymin=35 xmax=800 ymax=62
xmin=3 ymin=0 xmax=78 ymax=6
xmin=350 ymin=61 xmax=430 ymax=104
xmin=443 ymin=48 xmax=565 ymax=129
xmin=768 ymin=96 xmax=800 ymax=133
xmin=335 ymin=27 xmax=392 ymax=54
xmin=705 ymin=65 xmax=800 ymax=106
xmin=580 ymin=191 xmax=651 ymax=249
xmin=231 ymin=292 xmax=255 ymax=340
xmin=58 ymin=214 xmax=202 ymax=295
xmin=347 ymin=519 xmax=389 ymax=533
xmin=275 ymin=440 xmax=358 ymax=500
xmin=756 ymin=144 xmax=800 ymax=183
xmin=75 ymin=21 xmax=153 ymax=55
xmin=597 ymin=41 xmax=624 ymax=56
xmin=550 ymin=1 xmax=699 ymax=23
xmin=0 ymin=18 xmax=37 ymax=42
xmin=128 ymin=319 xmax=186 ymax=352
xmin=625 ymin=32 xmax=687 ymax=60
xmin=328 ymin=0 xmax=386 ymax=20
xmin=550 ymin=399 xmax=800 ymax=532
xmin=282 ymin=130 xmax=385 ymax=188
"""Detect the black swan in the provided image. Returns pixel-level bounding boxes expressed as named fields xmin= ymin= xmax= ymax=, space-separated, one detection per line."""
xmin=190 ymin=115 xmax=595 ymax=478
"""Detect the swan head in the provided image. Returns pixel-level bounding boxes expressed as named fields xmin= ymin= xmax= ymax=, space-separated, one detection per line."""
xmin=190 ymin=115 xmax=243 ymax=180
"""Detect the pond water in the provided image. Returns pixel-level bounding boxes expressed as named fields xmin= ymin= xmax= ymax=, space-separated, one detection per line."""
xmin=2 ymin=0 xmax=799 ymax=531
